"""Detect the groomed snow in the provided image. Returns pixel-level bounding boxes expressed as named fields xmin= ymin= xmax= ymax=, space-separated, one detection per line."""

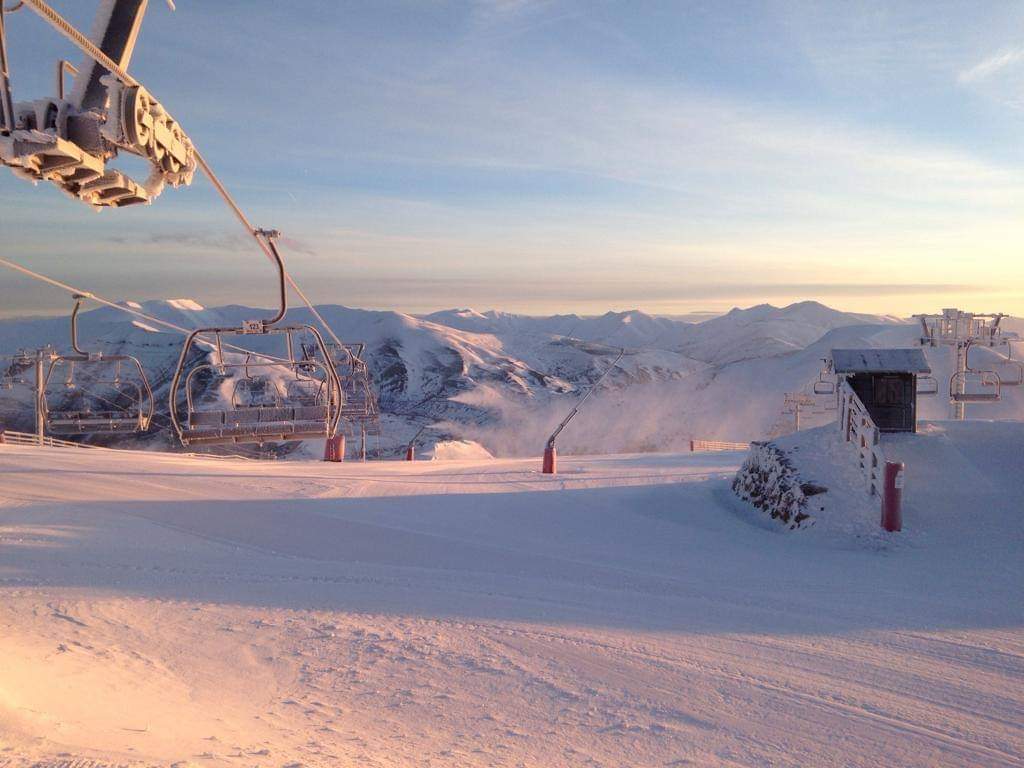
xmin=0 ymin=441 xmax=1020 ymax=766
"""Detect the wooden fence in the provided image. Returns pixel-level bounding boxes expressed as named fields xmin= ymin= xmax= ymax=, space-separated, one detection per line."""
xmin=838 ymin=380 xmax=886 ymax=496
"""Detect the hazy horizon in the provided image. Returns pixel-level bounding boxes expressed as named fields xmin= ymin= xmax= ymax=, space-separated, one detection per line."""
xmin=0 ymin=293 xmax=977 ymax=324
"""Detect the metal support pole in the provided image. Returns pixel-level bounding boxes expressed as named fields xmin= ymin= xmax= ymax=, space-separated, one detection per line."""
xmin=359 ymin=426 xmax=367 ymax=461
xmin=953 ymin=342 xmax=966 ymax=421
xmin=34 ymin=348 xmax=44 ymax=445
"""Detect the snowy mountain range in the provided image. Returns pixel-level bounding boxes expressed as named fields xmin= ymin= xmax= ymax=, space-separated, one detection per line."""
xmin=1 ymin=300 xmax=1020 ymax=456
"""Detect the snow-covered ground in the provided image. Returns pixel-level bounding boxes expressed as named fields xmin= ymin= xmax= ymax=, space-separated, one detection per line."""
xmin=0 ymin=436 xmax=1020 ymax=767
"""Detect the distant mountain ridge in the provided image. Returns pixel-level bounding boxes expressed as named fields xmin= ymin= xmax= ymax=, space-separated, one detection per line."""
xmin=423 ymin=301 xmax=896 ymax=364
xmin=7 ymin=298 xmax=1005 ymax=458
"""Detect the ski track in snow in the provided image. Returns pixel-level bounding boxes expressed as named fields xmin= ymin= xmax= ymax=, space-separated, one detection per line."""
xmin=0 ymin=443 xmax=1020 ymax=767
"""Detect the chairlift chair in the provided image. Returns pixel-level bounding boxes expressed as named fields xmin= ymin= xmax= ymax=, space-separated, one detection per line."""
xmin=993 ymin=358 xmax=1024 ymax=387
xmin=949 ymin=370 xmax=1001 ymax=403
xmin=168 ymin=230 xmax=342 ymax=447
xmin=949 ymin=340 xmax=1004 ymax=403
xmin=813 ymin=378 xmax=836 ymax=396
xmin=812 ymin=358 xmax=836 ymax=395
xmin=41 ymin=296 xmax=154 ymax=434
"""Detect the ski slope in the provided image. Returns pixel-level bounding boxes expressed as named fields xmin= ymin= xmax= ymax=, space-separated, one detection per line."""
xmin=0 ymin=439 xmax=1021 ymax=767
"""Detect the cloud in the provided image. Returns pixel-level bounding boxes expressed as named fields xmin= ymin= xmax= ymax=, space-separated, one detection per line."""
xmin=102 ymin=232 xmax=318 ymax=256
xmin=958 ymin=47 xmax=1024 ymax=83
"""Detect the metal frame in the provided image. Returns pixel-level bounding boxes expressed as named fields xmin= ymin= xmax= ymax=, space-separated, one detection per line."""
xmin=168 ymin=230 xmax=342 ymax=447
xmin=40 ymin=295 xmax=154 ymax=434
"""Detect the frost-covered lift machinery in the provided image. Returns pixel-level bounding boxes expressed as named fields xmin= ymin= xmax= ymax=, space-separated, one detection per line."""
xmin=168 ymin=230 xmax=343 ymax=447
xmin=41 ymin=295 xmax=154 ymax=434
xmin=0 ymin=0 xmax=194 ymax=207
xmin=913 ymin=309 xmax=1019 ymax=419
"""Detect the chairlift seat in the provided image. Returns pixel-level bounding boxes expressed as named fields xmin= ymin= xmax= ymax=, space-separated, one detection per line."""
xmin=48 ymin=409 xmax=144 ymax=433
xmin=950 ymin=392 xmax=1000 ymax=403
xmin=295 ymin=405 xmax=328 ymax=421
xmin=182 ymin=404 xmax=330 ymax=445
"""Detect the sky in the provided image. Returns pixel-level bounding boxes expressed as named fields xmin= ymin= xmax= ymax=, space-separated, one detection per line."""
xmin=1 ymin=0 xmax=1022 ymax=318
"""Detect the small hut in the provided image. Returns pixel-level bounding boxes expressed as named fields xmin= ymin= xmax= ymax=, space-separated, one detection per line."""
xmin=831 ymin=348 xmax=931 ymax=433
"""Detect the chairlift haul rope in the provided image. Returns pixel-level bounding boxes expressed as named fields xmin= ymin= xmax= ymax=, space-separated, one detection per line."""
xmin=0 ymin=253 xmax=290 ymax=364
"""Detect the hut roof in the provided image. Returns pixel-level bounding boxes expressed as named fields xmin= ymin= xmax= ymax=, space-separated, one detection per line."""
xmin=831 ymin=348 xmax=931 ymax=374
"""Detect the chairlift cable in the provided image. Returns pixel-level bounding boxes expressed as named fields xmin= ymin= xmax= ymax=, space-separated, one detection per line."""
xmin=0 ymin=253 xmax=292 ymax=364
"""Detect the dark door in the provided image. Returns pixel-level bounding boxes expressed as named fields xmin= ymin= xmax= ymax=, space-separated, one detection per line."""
xmin=871 ymin=374 xmax=914 ymax=432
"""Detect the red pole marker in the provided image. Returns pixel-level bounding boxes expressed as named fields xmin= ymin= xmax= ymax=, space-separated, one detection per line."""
xmin=323 ymin=434 xmax=345 ymax=462
xmin=406 ymin=444 xmax=415 ymax=461
xmin=542 ymin=444 xmax=557 ymax=475
xmin=881 ymin=461 xmax=904 ymax=532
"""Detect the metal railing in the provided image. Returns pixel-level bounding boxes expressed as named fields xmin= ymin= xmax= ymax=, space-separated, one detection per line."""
xmin=0 ymin=429 xmax=102 ymax=449
xmin=838 ymin=380 xmax=886 ymax=496
xmin=0 ymin=429 xmax=251 ymax=461
xmin=690 ymin=439 xmax=750 ymax=452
